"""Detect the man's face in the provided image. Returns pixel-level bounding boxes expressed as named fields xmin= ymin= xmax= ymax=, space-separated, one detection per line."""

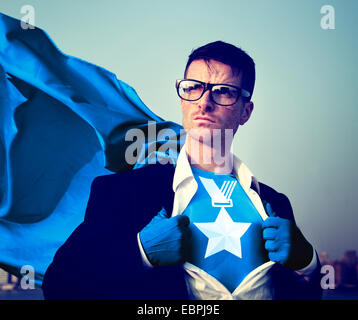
xmin=180 ymin=59 xmax=253 ymax=143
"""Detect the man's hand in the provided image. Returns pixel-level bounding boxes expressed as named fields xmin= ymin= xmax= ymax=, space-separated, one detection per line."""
xmin=139 ymin=208 xmax=191 ymax=266
xmin=262 ymin=203 xmax=313 ymax=270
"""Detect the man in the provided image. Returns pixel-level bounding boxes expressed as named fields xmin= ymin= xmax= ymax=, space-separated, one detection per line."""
xmin=42 ymin=41 xmax=322 ymax=299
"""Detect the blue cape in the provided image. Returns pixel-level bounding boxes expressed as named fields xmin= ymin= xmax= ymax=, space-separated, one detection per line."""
xmin=0 ymin=12 xmax=183 ymax=285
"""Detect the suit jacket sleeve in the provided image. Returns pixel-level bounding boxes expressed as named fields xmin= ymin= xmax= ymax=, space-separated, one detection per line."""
xmin=259 ymin=182 xmax=322 ymax=300
xmin=42 ymin=172 xmax=188 ymax=299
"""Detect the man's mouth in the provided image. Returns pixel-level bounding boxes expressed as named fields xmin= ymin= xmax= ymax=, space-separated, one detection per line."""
xmin=194 ymin=116 xmax=215 ymax=123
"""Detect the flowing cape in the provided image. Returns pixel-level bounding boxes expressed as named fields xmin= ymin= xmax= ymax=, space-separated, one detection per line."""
xmin=0 ymin=12 xmax=183 ymax=285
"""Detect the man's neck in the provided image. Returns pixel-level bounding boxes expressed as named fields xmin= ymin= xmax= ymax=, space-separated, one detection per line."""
xmin=185 ymin=135 xmax=234 ymax=174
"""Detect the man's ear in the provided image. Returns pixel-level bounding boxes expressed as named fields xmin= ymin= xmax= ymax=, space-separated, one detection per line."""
xmin=239 ymin=101 xmax=254 ymax=125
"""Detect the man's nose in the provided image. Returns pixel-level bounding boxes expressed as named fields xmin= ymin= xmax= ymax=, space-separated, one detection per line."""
xmin=198 ymin=90 xmax=215 ymax=113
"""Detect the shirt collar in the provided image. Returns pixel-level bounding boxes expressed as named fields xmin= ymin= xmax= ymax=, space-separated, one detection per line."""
xmin=172 ymin=143 xmax=194 ymax=192
xmin=173 ymin=143 xmax=258 ymax=194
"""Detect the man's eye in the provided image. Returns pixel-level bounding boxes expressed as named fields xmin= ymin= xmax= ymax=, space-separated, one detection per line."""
xmin=213 ymin=86 xmax=236 ymax=96
xmin=184 ymin=84 xmax=202 ymax=92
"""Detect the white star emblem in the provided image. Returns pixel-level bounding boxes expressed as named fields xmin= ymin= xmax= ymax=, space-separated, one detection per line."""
xmin=194 ymin=208 xmax=251 ymax=259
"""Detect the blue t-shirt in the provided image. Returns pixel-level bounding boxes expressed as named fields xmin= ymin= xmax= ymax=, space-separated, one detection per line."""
xmin=183 ymin=167 xmax=269 ymax=292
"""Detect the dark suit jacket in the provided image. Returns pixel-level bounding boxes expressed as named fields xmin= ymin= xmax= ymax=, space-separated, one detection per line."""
xmin=42 ymin=163 xmax=322 ymax=300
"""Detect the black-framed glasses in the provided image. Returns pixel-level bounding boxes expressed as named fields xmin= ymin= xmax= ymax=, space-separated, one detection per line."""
xmin=176 ymin=79 xmax=251 ymax=106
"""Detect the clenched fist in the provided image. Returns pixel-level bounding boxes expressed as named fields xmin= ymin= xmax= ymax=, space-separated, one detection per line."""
xmin=262 ymin=202 xmax=313 ymax=270
xmin=139 ymin=208 xmax=191 ymax=266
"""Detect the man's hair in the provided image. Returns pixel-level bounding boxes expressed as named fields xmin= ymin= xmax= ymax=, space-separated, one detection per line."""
xmin=184 ymin=41 xmax=256 ymax=99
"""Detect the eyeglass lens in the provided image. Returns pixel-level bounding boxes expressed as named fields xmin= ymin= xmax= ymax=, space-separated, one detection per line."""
xmin=178 ymin=80 xmax=239 ymax=106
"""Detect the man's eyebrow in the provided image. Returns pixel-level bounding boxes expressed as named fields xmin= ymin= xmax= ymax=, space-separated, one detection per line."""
xmin=211 ymin=79 xmax=241 ymax=86
xmin=186 ymin=78 xmax=239 ymax=86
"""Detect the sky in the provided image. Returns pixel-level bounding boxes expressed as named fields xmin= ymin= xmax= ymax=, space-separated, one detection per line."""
xmin=1 ymin=0 xmax=357 ymax=260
